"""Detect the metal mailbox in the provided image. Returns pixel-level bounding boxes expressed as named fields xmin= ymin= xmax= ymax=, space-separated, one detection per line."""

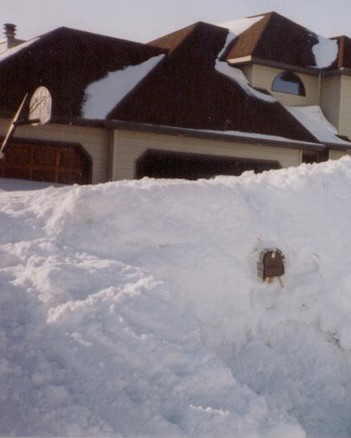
xmin=258 ymin=248 xmax=285 ymax=281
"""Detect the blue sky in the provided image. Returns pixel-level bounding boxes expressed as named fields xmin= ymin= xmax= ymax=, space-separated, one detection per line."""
xmin=2 ymin=0 xmax=350 ymax=42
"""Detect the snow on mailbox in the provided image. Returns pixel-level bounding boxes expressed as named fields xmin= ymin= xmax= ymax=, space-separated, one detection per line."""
xmin=258 ymin=248 xmax=285 ymax=282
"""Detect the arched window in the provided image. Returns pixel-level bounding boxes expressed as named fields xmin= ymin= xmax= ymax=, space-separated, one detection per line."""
xmin=29 ymin=86 xmax=52 ymax=125
xmin=272 ymin=71 xmax=305 ymax=96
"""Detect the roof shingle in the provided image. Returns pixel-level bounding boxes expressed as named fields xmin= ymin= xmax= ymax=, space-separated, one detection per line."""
xmin=225 ymin=12 xmax=322 ymax=68
xmin=112 ymin=21 xmax=318 ymax=143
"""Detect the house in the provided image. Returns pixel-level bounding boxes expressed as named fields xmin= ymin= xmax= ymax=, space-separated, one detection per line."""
xmin=0 ymin=12 xmax=350 ymax=184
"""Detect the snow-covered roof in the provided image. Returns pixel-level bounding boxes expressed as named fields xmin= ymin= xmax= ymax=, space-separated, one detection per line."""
xmin=219 ymin=15 xmax=264 ymax=38
xmin=202 ymin=127 xmax=321 ymax=147
xmin=0 ymin=13 xmax=346 ymax=148
xmin=286 ymin=105 xmax=351 ymax=147
xmin=0 ymin=26 xmax=166 ymax=119
xmin=214 ymin=62 xmax=276 ymax=103
xmin=312 ymin=35 xmax=338 ymax=68
xmin=0 ymin=37 xmax=40 ymax=63
xmin=109 ymin=21 xmax=318 ymax=144
xmin=224 ymin=12 xmax=340 ymax=70
xmin=82 ymin=54 xmax=165 ymax=119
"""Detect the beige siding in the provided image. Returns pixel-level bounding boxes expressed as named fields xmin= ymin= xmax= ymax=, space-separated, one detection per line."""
xmin=112 ymin=129 xmax=301 ymax=181
xmin=243 ymin=65 xmax=320 ymax=106
xmin=338 ymin=75 xmax=351 ymax=139
xmin=321 ymin=74 xmax=351 ymax=141
xmin=242 ymin=65 xmax=254 ymax=84
xmin=320 ymin=75 xmax=342 ymax=132
xmin=0 ymin=119 xmax=110 ymax=184
xmin=329 ymin=150 xmax=351 ymax=161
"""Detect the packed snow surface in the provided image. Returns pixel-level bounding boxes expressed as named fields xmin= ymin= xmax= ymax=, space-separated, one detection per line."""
xmin=2 ymin=158 xmax=351 ymax=437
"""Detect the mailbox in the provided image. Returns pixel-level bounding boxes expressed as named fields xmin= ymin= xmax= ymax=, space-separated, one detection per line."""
xmin=258 ymin=248 xmax=285 ymax=282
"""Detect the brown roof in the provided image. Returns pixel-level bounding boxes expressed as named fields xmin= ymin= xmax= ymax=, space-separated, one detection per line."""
xmin=0 ymin=27 xmax=165 ymax=118
xmin=0 ymin=18 xmax=328 ymax=145
xmin=332 ymin=35 xmax=351 ymax=69
xmin=111 ymin=21 xmax=318 ymax=143
xmin=149 ymin=22 xmax=201 ymax=51
xmin=225 ymin=11 xmax=321 ymax=68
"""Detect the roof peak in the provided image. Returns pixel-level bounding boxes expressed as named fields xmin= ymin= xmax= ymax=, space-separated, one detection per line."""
xmin=149 ymin=21 xmax=227 ymax=51
xmin=224 ymin=11 xmax=333 ymax=69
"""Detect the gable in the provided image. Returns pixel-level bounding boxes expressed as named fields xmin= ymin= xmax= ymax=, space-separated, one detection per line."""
xmin=226 ymin=12 xmax=338 ymax=70
xmin=0 ymin=27 xmax=165 ymax=119
xmin=110 ymin=22 xmax=318 ymax=144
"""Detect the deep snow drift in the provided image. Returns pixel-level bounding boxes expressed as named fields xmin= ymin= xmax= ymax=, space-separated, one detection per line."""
xmin=2 ymin=158 xmax=351 ymax=437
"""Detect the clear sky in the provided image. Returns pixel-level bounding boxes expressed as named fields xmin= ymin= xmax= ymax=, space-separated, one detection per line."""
xmin=2 ymin=0 xmax=350 ymax=43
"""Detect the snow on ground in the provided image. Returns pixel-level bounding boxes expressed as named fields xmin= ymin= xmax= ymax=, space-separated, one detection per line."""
xmin=2 ymin=158 xmax=351 ymax=436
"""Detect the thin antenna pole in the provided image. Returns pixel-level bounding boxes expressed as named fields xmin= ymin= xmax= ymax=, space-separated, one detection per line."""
xmin=0 ymin=93 xmax=28 ymax=159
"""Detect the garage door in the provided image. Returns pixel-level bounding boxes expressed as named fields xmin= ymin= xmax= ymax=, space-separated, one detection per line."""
xmin=0 ymin=141 xmax=92 ymax=185
xmin=136 ymin=149 xmax=281 ymax=180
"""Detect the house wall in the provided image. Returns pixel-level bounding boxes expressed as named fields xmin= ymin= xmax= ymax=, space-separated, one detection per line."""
xmin=329 ymin=150 xmax=351 ymax=161
xmin=320 ymin=75 xmax=342 ymax=133
xmin=0 ymin=119 xmax=110 ymax=184
xmin=244 ymin=64 xmax=348 ymax=144
xmin=2 ymin=117 xmax=342 ymax=185
xmin=337 ymin=75 xmax=351 ymax=139
xmin=111 ymin=129 xmax=301 ymax=180
xmin=245 ymin=66 xmax=351 ymax=143
xmin=242 ymin=65 xmax=320 ymax=106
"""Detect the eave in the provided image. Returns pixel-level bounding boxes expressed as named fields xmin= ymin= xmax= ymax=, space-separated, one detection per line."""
xmin=228 ymin=56 xmax=323 ymax=76
xmin=46 ymin=116 xmax=326 ymax=152
xmin=227 ymin=56 xmax=351 ymax=79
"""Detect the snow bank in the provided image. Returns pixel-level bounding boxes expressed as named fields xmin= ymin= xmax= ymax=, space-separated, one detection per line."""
xmin=3 ymin=158 xmax=351 ymax=436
